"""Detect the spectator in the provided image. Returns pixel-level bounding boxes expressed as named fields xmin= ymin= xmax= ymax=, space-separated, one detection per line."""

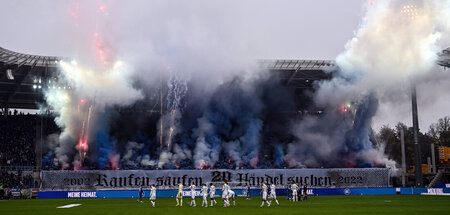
xmin=0 ymin=170 xmax=34 ymax=191
xmin=0 ymin=115 xmax=59 ymax=168
xmin=0 ymin=182 xmax=4 ymax=199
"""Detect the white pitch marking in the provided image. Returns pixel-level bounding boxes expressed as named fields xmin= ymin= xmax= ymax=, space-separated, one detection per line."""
xmin=57 ymin=204 xmax=82 ymax=208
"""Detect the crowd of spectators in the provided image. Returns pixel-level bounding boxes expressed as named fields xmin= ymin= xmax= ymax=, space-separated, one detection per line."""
xmin=0 ymin=113 xmax=59 ymax=168
xmin=0 ymin=170 xmax=34 ymax=199
xmin=1 ymin=112 xmax=290 ymax=170
xmin=0 ymin=114 xmax=37 ymax=167
xmin=0 ymin=170 xmax=33 ymax=189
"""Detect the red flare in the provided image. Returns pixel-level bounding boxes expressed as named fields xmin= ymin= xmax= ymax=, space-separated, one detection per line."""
xmin=78 ymin=137 xmax=88 ymax=152
xmin=200 ymin=160 xmax=210 ymax=169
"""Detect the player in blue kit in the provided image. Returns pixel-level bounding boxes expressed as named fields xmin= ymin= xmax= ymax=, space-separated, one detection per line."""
xmin=137 ymin=186 xmax=144 ymax=203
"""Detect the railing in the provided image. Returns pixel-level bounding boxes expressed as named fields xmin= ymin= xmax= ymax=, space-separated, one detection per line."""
xmin=0 ymin=166 xmax=38 ymax=171
xmin=428 ymin=169 xmax=444 ymax=188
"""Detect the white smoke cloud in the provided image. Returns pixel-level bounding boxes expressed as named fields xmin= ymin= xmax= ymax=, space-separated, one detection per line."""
xmin=224 ymin=140 xmax=242 ymax=166
xmin=356 ymin=144 xmax=399 ymax=175
xmin=309 ymin=0 xmax=450 ymax=170
xmin=121 ymin=141 xmax=144 ymax=166
xmin=286 ymin=115 xmax=346 ymax=168
xmin=157 ymin=151 xmax=171 ymax=169
xmin=157 ymin=144 xmax=192 ymax=168
xmin=140 ymin=155 xmax=157 ymax=167
xmin=43 ymin=60 xmax=144 ymax=168
xmin=58 ymin=61 xmax=143 ymax=109
xmin=354 ymin=0 xmax=450 ymax=133
xmin=316 ymin=0 xmax=445 ymax=108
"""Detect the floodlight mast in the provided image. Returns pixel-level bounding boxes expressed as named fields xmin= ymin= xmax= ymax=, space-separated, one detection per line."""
xmin=411 ymin=84 xmax=423 ymax=187
xmin=401 ymin=1 xmax=423 ymax=187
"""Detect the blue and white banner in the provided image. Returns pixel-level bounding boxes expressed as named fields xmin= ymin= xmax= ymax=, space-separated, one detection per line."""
xmin=41 ymin=168 xmax=389 ymax=191
xmin=37 ymin=187 xmax=450 ymax=199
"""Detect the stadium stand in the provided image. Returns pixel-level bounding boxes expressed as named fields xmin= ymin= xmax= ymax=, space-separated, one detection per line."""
xmin=0 ymin=114 xmax=59 ymax=168
xmin=0 ymin=114 xmax=36 ymax=167
xmin=0 ymin=170 xmax=33 ymax=189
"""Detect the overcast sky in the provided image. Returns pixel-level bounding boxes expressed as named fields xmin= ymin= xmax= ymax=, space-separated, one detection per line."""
xmin=0 ymin=0 xmax=363 ymax=59
xmin=0 ymin=0 xmax=448 ymax=132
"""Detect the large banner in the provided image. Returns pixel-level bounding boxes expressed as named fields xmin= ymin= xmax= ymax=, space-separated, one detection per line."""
xmin=41 ymin=168 xmax=389 ymax=191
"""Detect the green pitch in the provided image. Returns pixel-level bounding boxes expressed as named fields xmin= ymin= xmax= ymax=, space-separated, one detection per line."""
xmin=1 ymin=195 xmax=449 ymax=215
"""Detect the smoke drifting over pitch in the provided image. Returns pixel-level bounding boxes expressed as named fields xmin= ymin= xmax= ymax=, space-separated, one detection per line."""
xmin=31 ymin=0 xmax=450 ymax=170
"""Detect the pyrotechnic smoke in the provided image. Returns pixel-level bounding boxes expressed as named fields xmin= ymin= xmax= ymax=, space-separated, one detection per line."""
xmin=30 ymin=0 xmax=450 ymax=170
xmin=39 ymin=0 xmax=261 ymax=170
xmin=189 ymin=77 xmax=270 ymax=169
xmin=317 ymin=0 xmax=447 ymax=107
xmin=283 ymin=0 xmax=450 ymax=171
xmin=44 ymin=59 xmax=143 ymax=169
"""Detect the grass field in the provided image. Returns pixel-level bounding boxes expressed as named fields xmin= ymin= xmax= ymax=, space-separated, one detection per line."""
xmin=1 ymin=195 xmax=450 ymax=215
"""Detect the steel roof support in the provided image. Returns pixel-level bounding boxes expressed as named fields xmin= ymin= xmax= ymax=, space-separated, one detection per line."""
xmin=4 ymin=56 xmax=39 ymax=103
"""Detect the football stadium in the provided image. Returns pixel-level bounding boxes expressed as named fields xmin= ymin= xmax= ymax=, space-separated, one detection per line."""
xmin=1 ymin=0 xmax=450 ymax=214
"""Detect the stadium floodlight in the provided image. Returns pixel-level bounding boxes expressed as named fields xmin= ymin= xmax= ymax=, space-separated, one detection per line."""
xmin=6 ymin=69 xmax=14 ymax=80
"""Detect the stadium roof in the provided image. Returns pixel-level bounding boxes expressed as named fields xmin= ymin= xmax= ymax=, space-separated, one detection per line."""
xmin=0 ymin=47 xmax=61 ymax=109
xmin=1 ymin=46 xmax=449 ymax=110
xmin=261 ymin=59 xmax=335 ymax=89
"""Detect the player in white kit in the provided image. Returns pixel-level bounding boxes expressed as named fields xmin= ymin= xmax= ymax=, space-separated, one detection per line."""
xmin=227 ymin=190 xmax=236 ymax=207
xmin=201 ymin=184 xmax=208 ymax=207
xmin=149 ymin=184 xmax=156 ymax=207
xmin=260 ymin=182 xmax=269 ymax=207
xmin=222 ymin=181 xmax=230 ymax=207
xmin=189 ymin=182 xmax=197 ymax=207
xmin=209 ymin=184 xmax=217 ymax=206
xmin=291 ymin=182 xmax=299 ymax=202
xmin=268 ymin=183 xmax=279 ymax=206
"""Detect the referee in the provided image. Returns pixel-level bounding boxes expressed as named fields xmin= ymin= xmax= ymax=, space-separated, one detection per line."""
xmin=302 ymin=184 xmax=307 ymax=201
